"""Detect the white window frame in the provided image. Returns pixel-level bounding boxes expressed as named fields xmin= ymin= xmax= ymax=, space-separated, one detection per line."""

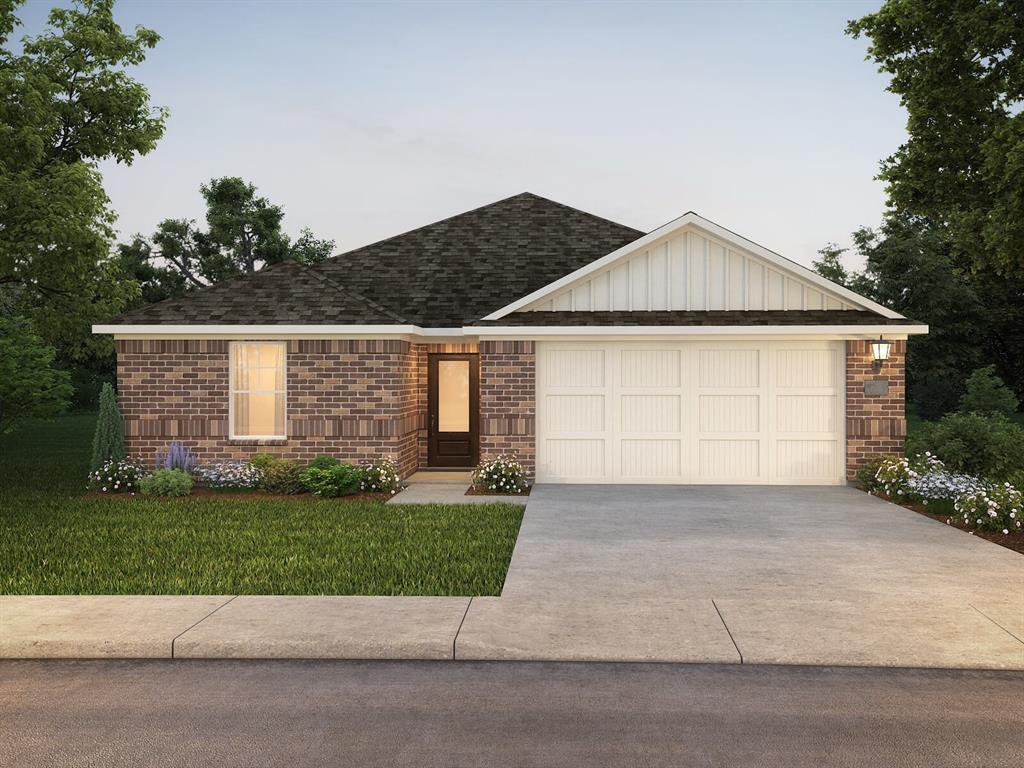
xmin=228 ymin=341 xmax=288 ymax=441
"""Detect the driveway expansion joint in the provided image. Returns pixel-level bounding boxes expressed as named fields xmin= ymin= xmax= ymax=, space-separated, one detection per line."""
xmin=970 ymin=603 xmax=1024 ymax=646
xmin=171 ymin=596 xmax=238 ymax=658
xmin=453 ymin=597 xmax=473 ymax=660
xmin=712 ymin=599 xmax=743 ymax=664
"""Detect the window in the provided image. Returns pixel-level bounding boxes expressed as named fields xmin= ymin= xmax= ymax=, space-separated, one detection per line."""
xmin=230 ymin=342 xmax=286 ymax=439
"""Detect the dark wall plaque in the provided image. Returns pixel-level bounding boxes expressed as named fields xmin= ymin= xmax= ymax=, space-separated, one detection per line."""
xmin=864 ymin=379 xmax=890 ymax=396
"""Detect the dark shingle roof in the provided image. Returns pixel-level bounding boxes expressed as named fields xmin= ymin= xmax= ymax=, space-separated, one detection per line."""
xmin=315 ymin=192 xmax=644 ymax=326
xmin=114 ymin=261 xmax=406 ymax=325
xmin=471 ymin=310 xmax=919 ymax=327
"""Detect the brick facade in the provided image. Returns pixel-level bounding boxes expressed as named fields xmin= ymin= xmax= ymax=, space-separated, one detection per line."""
xmin=479 ymin=340 xmax=536 ymax=479
xmin=845 ymin=339 xmax=906 ymax=480
xmin=117 ymin=336 xmax=895 ymax=485
xmin=117 ymin=339 xmax=422 ymax=476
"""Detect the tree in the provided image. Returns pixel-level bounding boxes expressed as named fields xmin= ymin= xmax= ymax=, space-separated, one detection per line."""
xmin=0 ymin=0 xmax=164 ymax=357
xmin=0 ymin=316 xmax=72 ymax=433
xmin=848 ymin=2 xmax=1024 ymax=275
xmin=128 ymin=177 xmax=336 ymax=291
xmin=90 ymin=382 xmax=125 ymax=470
xmin=959 ymin=365 xmax=1019 ymax=416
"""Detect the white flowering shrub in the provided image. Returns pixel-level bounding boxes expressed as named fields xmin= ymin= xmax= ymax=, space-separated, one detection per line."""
xmin=473 ymin=454 xmax=527 ymax=494
xmin=194 ymin=461 xmax=263 ymax=490
xmin=873 ymin=456 xmax=915 ymax=497
xmin=953 ymin=483 xmax=1023 ymax=534
xmin=88 ymin=457 xmax=146 ymax=494
xmin=360 ymin=458 xmax=402 ymax=494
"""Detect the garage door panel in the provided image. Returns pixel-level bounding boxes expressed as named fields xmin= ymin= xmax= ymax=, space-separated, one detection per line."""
xmin=776 ymin=349 xmax=837 ymax=388
xmin=699 ymin=439 xmax=760 ymax=480
xmin=776 ymin=394 xmax=837 ymax=433
xmin=621 ymin=394 xmax=681 ymax=433
xmin=544 ymin=394 xmax=605 ymax=432
xmin=699 ymin=349 xmax=759 ymax=388
xmin=621 ymin=439 xmax=682 ymax=478
xmin=620 ymin=349 xmax=681 ymax=388
xmin=540 ymin=348 xmax=605 ymax=388
xmin=699 ymin=394 xmax=759 ymax=433
xmin=542 ymin=439 xmax=606 ymax=479
xmin=775 ymin=440 xmax=839 ymax=480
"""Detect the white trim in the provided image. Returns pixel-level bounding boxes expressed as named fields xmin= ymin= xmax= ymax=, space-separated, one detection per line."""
xmin=471 ymin=324 xmax=927 ymax=337
xmin=94 ymin=324 xmax=466 ymax=338
xmin=481 ymin=212 xmax=904 ymax=320
xmin=228 ymin=341 xmax=288 ymax=441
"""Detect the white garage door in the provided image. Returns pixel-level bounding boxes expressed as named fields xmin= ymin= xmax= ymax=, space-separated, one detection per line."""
xmin=535 ymin=340 xmax=845 ymax=485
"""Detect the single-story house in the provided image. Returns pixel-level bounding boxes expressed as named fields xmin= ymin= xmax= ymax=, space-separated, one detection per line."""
xmin=95 ymin=193 xmax=927 ymax=485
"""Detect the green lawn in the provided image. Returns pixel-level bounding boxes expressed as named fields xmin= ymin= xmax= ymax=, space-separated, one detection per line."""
xmin=0 ymin=415 xmax=523 ymax=595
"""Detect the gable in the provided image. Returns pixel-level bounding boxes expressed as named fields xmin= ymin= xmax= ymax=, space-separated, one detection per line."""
xmin=524 ymin=225 xmax=855 ymax=313
xmin=486 ymin=213 xmax=902 ymax=320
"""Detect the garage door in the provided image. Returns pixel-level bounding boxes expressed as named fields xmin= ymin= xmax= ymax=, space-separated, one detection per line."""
xmin=535 ymin=340 xmax=845 ymax=484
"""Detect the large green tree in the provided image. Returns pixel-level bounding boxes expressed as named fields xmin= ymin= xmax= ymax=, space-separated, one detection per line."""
xmin=122 ymin=177 xmax=335 ymax=301
xmin=0 ymin=316 xmax=72 ymax=433
xmin=848 ymin=1 xmax=1024 ymax=276
xmin=0 ymin=0 xmax=165 ymax=358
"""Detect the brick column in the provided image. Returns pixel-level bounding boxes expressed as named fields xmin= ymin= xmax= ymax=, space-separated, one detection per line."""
xmin=846 ymin=339 xmax=906 ymax=480
xmin=479 ymin=340 xmax=536 ymax=478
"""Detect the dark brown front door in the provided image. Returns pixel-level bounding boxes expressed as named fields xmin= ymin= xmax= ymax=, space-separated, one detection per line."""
xmin=427 ymin=353 xmax=479 ymax=467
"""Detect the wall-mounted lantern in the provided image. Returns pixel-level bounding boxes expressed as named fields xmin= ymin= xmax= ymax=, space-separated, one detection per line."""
xmin=871 ymin=336 xmax=892 ymax=371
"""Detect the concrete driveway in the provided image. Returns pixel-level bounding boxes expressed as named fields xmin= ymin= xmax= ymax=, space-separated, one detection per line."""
xmin=456 ymin=485 xmax=1024 ymax=667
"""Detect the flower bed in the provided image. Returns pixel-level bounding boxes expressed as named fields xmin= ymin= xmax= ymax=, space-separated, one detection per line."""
xmin=860 ymin=453 xmax=1024 ymax=555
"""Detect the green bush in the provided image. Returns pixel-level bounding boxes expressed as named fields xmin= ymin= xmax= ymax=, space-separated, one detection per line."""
xmin=907 ymin=412 xmax=1024 ymax=480
xmin=300 ymin=463 xmax=362 ymax=497
xmin=360 ymin=458 xmax=401 ymax=493
xmin=958 ymin=365 xmax=1019 ymax=416
xmin=854 ymin=454 xmax=892 ymax=493
xmin=90 ymin=383 xmax=125 ymax=472
xmin=249 ymin=453 xmax=277 ymax=472
xmin=259 ymin=458 xmax=304 ymax=495
xmin=953 ymin=484 xmax=1023 ymax=534
xmin=139 ymin=468 xmax=193 ymax=497
xmin=473 ymin=454 xmax=528 ymax=494
xmin=307 ymin=455 xmax=340 ymax=470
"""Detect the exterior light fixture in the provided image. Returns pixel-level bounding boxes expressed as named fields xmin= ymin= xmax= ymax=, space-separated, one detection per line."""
xmin=871 ymin=336 xmax=892 ymax=370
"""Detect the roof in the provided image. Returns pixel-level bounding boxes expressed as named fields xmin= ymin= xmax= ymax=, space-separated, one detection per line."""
xmin=114 ymin=261 xmax=406 ymax=325
xmin=315 ymin=192 xmax=644 ymax=326
xmin=471 ymin=310 xmax=921 ymax=327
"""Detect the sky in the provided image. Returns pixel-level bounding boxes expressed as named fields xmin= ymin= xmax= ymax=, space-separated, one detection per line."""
xmin=18 ymin=0 xmax=905 ymax=270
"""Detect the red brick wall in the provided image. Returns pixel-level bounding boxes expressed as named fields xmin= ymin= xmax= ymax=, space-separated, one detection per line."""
xmin=479 ymin=340 xmax=536 ymax=479
xmin=117 ymin=339 xmax=421 ymax=477
xmin=846 ymin=339 xmax=906 ymax=480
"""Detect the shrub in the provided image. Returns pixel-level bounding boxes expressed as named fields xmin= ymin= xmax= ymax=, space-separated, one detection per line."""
xmin=855 ymin=454 xmax=890 ymax=493
xmin=194 ymin=461 xmax=262 ymax=490
xmin=953 ymin=483 xmax=1023 ymax=534
xmin=300 ymin=463 xmax=361 ymax=497
xmin=906 ymin=412 xmax=1024 ymax=480
xmin=155 ymin=441 xmax=198 ymax=474
xmin=473 ymin=454 xmax=528 ymax=494
xmin=249 ymin=453 xmax=277 ymax=472
xmin=259 ymin=458 xmax=304 ymax=495
xmin=307 ymin=455 xmax=340 ymax=470
xmin=88 ymin=457 xmax=146 ymax=494
xmin=139 ymin=468 xmax=194 ymax=497
xmin=360 ymin=458 xmax=401 ymax=494
xmin=90 ymin=383 xmax=125 ymax=472
xmin=872 ymin=455 xmax=915 ymax=497
xmin=958 ymin=365 xmax=1019 ymax=416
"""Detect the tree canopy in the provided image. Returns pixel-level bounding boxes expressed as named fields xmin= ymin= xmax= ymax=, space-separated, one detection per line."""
xmin=119 ymin=177 xmax=336 ymax=305
xmin=848 ymin=1 xmax=1024 ymax=276
xmin=0 ymin=0 xmax=165 ymax=359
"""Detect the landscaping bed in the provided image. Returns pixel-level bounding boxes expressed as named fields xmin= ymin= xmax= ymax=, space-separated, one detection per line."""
xmin=890 ymin=498 xmax=1024 ymax=555
xmin=466 ymin=485 xmax=532 ymax=497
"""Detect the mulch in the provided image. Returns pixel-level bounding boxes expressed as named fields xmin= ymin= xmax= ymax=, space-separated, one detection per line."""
xmin=882 ymin=496 xmax=1024 ymax=556
xmin=465 ymin=485 xmax=532 ymax=497
xmin=86 ymin=488 xmax=400 ymax=503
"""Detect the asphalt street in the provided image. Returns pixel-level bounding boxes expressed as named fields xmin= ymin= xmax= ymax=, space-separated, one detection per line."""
xmin=1 ymin=660 xmax=1021 ymax=767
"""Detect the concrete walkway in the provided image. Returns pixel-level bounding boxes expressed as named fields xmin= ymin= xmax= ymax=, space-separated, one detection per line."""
xmin=387 ymin=470 xmax=529 ymax=505
xmin=2 ymin=486 xmax=1022 ymax=667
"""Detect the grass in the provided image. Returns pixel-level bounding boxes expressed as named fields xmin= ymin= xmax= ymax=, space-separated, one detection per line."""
xmin=0 ymin=414 xmax=523 ymax=595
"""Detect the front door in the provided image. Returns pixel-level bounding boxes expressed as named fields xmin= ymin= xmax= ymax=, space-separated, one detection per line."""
xmin=427 ymin=353 xmax=479 ymax=467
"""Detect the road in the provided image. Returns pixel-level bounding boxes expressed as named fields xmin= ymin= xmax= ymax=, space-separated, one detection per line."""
xmin=1 ymin=660 xmax=1021 ymax=767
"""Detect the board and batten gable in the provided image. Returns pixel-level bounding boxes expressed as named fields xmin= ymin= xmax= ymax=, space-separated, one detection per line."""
xmin=524 ymin=225 xmax=857 ymax=314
